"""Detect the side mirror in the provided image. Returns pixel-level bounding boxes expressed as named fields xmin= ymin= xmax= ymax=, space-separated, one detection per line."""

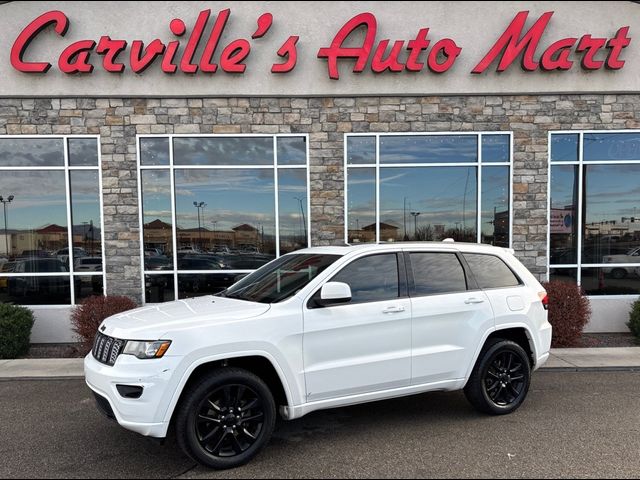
xmin=316 ymin=282 xmax=352 ymax=307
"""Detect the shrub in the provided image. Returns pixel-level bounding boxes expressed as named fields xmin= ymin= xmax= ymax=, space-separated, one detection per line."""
xmin=628 ymin=299 xmax=640 ymax=344
xmin=71 ymin=296 xmax=137 ymax=355
xmin=542 ymin=281 xmax=592 ymax=348
xmin=0 ymin=304 xmax=35 ymax=359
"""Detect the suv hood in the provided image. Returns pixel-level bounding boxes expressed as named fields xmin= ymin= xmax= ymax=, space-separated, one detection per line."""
xmin=100 ymin=296 xmax=271 ymax=340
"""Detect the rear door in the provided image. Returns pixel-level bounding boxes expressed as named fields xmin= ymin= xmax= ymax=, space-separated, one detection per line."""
xmin=462 ymin=253 xmax=526 ymax=329
xmin=407 ymin=250 xmax=494 ymax=385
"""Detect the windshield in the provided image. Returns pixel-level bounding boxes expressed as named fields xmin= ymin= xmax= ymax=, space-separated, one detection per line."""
xmin=218 ymin=254 xmax=341 ymax=304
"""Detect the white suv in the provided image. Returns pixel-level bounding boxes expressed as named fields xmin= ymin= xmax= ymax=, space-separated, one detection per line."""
xmin=85 ymin=243 xmax=551 ymax=470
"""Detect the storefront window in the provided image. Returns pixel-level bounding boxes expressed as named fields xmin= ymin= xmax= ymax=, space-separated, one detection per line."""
xmin=0 ymin=136 xmax=104 ymax=306
xmin=346 ymin=133 xmax=512 ymax=246
xmin=139 ymin=135 xmax=309 ymax=303
xmin=549 ymin=131 xmax=640 ymax=295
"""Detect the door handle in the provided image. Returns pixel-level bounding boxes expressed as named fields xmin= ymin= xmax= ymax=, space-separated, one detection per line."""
xmin=465 ymin=298 xmax=486 ymax=305
xmin=383 ymin=306 xmax=406 ymax=314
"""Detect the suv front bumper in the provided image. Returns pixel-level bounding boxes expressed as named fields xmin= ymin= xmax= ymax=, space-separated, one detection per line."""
xmin=84 ymin=353 xmax=181 ymax=438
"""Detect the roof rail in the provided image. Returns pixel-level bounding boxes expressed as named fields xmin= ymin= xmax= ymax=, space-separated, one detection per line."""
xmin=442 ymin=238 xmax=456 ymax=243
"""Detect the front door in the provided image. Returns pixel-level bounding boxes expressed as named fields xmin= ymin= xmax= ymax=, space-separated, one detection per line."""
xmin=303 ymin=253 xmax=412 ymax=403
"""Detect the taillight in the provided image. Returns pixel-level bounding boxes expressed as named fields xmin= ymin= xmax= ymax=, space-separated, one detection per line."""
xmin=539 ymin=291 xmax=549 ymax=310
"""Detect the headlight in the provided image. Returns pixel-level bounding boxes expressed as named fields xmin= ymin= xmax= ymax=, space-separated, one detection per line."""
xmin=123 ymin=340 xmax=172 ymax=359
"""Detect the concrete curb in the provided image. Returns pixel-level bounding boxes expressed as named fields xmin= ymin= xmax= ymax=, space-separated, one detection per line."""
xmin=1 ymin=348 xmax=639 ymax=380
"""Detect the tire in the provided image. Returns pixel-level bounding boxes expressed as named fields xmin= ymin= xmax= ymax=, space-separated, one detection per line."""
xmin=611 ymin=268 xmax=627 ymax=280
xmin=464 ymin=339 xmax=532 ymax=416
xmin=175 ymin=368 xmax=276 ymax=470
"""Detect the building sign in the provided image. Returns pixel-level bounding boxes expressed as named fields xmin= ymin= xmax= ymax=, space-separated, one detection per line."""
xmin=551 ymin=208 xmax=575 ymax=235
xmin=9 ymin=9 xmax=632 ymax=78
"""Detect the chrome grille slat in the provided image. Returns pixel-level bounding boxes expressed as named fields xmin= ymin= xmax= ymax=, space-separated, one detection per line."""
xmin=92 ymin=332 xmax=124 ymax=367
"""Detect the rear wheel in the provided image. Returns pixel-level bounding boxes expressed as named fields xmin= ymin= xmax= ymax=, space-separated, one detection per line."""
xmin=175 ymin=368 xmax=276 ymax=470
xmin=464 ymin=339 xmax=531 ymax=415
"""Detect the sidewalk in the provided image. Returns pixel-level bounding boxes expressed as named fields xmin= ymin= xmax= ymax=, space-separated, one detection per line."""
xmin=1 ymin=348 xmax=639 ymax=379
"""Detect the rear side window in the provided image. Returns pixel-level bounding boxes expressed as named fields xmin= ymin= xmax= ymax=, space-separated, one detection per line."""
xmin=464 ymin=254 xmax=521 ymax=289
xmin=410 ymin=252 xmax=467 ymax=296
xmin=332 ymin=254 xmax=399 ymax=304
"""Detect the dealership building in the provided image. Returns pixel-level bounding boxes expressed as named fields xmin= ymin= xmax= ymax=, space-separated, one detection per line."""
xmin=1 ymin=0 xmax=640 ymax=343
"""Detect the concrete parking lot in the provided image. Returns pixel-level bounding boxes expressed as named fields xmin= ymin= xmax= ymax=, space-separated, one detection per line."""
xmin=1 ymin=371 xmax=639 ymax=479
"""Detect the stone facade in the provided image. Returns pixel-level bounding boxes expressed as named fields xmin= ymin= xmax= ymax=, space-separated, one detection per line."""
xmin=1 ymin=94 xmax=639 ymax=302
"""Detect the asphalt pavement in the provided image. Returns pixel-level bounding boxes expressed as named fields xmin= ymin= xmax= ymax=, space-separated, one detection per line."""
xmin=0 ymin=371 xmax=639 ymax=479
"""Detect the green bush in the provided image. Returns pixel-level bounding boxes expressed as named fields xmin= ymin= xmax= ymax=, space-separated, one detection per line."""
xmin=0 ymin=304 xmax=35 ymax=359
xmin=628 ymin=299 xmax=640 ymax=344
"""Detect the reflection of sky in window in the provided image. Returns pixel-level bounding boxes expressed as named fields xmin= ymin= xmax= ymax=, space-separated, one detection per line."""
xmin=347 ymin=137 xmax=376 ymax=165
xmin=68 ymin=138 xmax=99 ymax=166
xmin=70 ymin=171 xmax=101 ymax=228
xmin=482 ymin=135 xmax=510 ymax=162
xmin=380 ymin=167 xmax=477 ymax=230
xmin=174 ymin=169 xmax=276 ymax=233
xmin=481 ymin=166 xmax=509 ymax=235
xmin=278 ymin=170 xmax=308 ymax=243
xmin=0 ymin=171 xmax=67 ymax=229
xmin=174 ymin=137 xmax=274 ymax=166
xmin=551 ymin=134 xmax=579 ymax=162
xmin=380 ymin=136 xmax=477 ymax=164
xmin=551 ymin=165 xmax=577 ymax=209
xmin=584 ymin=133 xmax=640 ymax=161
xmin=140 ymin=138 xmax=170 ymax=166
xmin=0 ymin=138 xmax=64 ymax=167
xmin=347 ymin=168 xmax=376 ymax=229
xmin=277 ymin=137 xmax=306 ymax=166
xmin=584 ymin=165 xmax=640 ymax=222
xmin=142 ymin=170 xmax=172 ymax=225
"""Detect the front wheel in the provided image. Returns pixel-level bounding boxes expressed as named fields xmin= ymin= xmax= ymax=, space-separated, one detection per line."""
xmin=464 ymin=339 xmax=532 ymax=415
xmin=175 ymin=368 xmax=276 ymax=470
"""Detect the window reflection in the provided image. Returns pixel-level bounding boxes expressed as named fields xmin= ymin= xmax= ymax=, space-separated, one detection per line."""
xmin=582 ymin=267 xmax=640 ymax=295
xmin=278 ymin=169 xmax=308 ymax=254
xmin=142 ymin=170 xmax=174 ymax=270
xmin=481 ymin=166 xmax=510 ymax=247
xmin=140 ymin=137 xmax=170 ymax=166
xmin=380 ymin=167 xmax=478 ymax=242
xmin=584 ymin=133 xmax=640 ymax=161
xmin=145 ymin=274 xmax=175 ymax=303
xmin=174 ymin=169 xmax=276 ymax=270
xmin=277 ymin=137 xmax=306 ymax=166
xmin=380 ymin=135 xmax=477 ymax=164
xmin=0 ymin=276 xmax=71 ymax=305
xmin=0 ymin=138 xmax=64 ymax=167
xmin=70 ymin=170 xmax=102 ymax=267
xmin=178 ymin=273 xmax=241 ymax=299
xmin=551 ymin=134 xmax=579 ymax=162
xmin=173 ymin=137 xmax=274 ymax=166
xmin=0 ymin=171 xmax=68 ymax=270
xmin=68 ymin=138 xmax=99 ymax=166
xmin=482 ymin=135 xmax=510 ymax=163
xmin=550 ymin=166 xmax=578 ymax=265
xmin=347 ymin=168 xmax=376 ymax=244
xmin=347 ymin=137 xmax=376 ymax=165
xmin=583 ymin=165 xmax=640 ymax=264
xmin=74 ymin=275 xmax=104 ymax=301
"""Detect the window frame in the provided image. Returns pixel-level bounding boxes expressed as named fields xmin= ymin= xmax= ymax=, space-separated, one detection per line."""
xmin=548 ymin=129 xmax=640 ymax=299
xmin=137 ymin=134 xmax=311 ymax=305
xmin=344 ymin=132 xmax=514 ymax=247
xmin=0 ymin=135 xmax=106 ymax=307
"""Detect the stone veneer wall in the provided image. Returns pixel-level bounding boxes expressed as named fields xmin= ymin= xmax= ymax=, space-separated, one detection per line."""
xmin=1 ymin=94 xmax=639 ymax=303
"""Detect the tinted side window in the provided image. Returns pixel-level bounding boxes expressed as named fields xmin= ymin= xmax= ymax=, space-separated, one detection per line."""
xmin=332 ymin=254 xmax=399 ymax=304
xmin=410 ymin=253 xmax=467 ymax=295
xmin=464 ymin=254 xmax=521 ymax=289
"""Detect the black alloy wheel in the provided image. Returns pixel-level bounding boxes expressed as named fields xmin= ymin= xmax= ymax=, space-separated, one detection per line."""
xmin=464 ymin=339 xmax=532 ymax=415
xmin=176 ymin=368 xmax=276 ymax=470
xmin=195 ymin=384 xmax=265 ymax=457
xmin=482 ymin=350 xmax=527 ymax=407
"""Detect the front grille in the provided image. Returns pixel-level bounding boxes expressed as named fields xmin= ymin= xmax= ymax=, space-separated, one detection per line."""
xmin=92 ymin=332 xmax=125 ymax=366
